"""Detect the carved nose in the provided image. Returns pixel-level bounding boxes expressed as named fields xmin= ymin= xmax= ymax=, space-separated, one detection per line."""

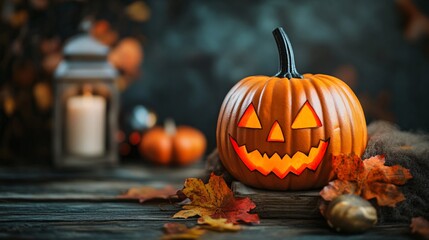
xmin=267 ymin=121 xmax=285 ymax=142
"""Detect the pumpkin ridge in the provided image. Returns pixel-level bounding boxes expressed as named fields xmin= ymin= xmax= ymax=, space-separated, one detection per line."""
xmin=326 ymin=76 xmax=367 ymax=154
xmin=317 ymin=75 xmax=354 ymax=154
xmin=308 ymin=74 xmax=337 ymax=152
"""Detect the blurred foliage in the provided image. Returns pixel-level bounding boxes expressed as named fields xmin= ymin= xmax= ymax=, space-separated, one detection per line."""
xmin=0 ymin=0 xmax=148 ymax=164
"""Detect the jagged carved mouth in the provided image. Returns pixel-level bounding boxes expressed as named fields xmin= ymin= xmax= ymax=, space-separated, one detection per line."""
xmin=229 ymin=136 xmax=329 ymax=179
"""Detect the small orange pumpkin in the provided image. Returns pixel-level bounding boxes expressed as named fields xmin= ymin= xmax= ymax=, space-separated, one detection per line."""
xmin=216 ymin=27 xmax=367 ymax=190
xmin=140 ymin=120 xmax=206 ymax=166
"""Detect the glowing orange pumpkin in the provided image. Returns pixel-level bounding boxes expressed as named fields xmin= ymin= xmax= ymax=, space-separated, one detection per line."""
xmin=216 ymin=27 xmax=367 ymax=190
xmin=139 ymin=120 xmax=206 ymax=166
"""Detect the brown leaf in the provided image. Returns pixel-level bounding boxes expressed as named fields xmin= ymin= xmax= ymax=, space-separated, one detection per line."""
xmin=197 ymin=216 xmax=241 ymax=232
xmin=362 ymin=182 xmax=405 ymax=208
xmin=319 ymin=200 xmax=329 ymax=217
xmin=410 ymin=217 xmax=429 ymax=239
xmin=320 ymin=180 xmax=357 ymax=202
xmin=118 ymin=185 xmax=177 ymax=203
xmin=173 ymin=173 xmax=260 ymax=224
xmin=362 ymin=156 xmax=412 ymax=185
xmin=162 ymin=223 xmax=205 ymax=240
xmin=163 ymin=223 xmax=189 ymax=234
xmin=332 ymin=154 xmax=364 ymax=181
xmin=320 ymin=154 xmax=412 ymax=207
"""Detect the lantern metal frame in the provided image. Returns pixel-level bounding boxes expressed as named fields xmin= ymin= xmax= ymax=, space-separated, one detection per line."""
xmin=53 ymin=34 xmax=118 ymax=168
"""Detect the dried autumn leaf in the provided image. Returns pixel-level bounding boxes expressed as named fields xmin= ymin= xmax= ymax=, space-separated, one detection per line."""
xmin=320 ymin=180 xmax=357 ymax=202
xmin=173 ymin=173 xmax=260 ymax=224
xmin=332 ymin=154 xmax=364 ymax=181
xmin=118 ymin=185 xmax=177 ymax=203
xmin=362 ymin=156 xmax=411 ymax=185
xmin=197 ymin=215 xmax=241 ymax=232
xmin=163 ymin=223 xmax=188 ymax=234
xmin=410 ymin=217 xmax=429 ymax=239
xmin=320 ymin=154 xmax=412 ymax=207
xmin=162 ymin=223 xmax=205 ymax=240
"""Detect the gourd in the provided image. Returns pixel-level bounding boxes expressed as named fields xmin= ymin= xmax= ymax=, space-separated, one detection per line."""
xmin=140 ymin=120 xmax=206 ymax=166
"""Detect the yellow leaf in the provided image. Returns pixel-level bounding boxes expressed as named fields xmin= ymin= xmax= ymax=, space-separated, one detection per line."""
xmin=198 ymin=216 xmax=241 ymax=232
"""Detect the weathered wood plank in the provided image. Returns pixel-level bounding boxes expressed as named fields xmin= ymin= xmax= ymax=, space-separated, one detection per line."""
xmin=0 ymin=218 xmax=413 ymax=240
xmin=0 ymin=180 xmax=182 ymax=201
xmin=0 ymin=195 xmax=413 ymax=240
xmin=0 ymin=167 xmax=415 ymax=240
xmin=0 ymin=201 xmax=180 ymax=222
xmin=0 ymin=164 xmax=205 ymax=183
xmin=232 ymin=181 xmax=322 ymax=219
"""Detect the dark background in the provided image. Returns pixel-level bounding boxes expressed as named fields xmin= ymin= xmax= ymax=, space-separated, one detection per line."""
xmin=1 ymin=0 xmax=429 ymax=163
xmin=127 ymin=0 xmax=429 ymax=151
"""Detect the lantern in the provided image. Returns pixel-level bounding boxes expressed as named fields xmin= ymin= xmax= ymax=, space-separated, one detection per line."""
xmin=53 ymin=34 xmax=119 ymax=168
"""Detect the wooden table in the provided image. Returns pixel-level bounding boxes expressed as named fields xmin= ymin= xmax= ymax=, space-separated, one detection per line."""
xmin=0 ymin=165 xmax=414 ymax=239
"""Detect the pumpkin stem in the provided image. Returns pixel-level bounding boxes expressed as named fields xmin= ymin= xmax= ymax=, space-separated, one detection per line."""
xmin=164 ymin=118 xmax=176 ymax=136
xmin=273 ymin=27 xmax=302 ymax=79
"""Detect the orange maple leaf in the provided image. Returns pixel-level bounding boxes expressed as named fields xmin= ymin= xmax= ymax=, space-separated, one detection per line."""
xmin=320 ymin=154 xmax=412 ymax=207
xmin=173 ymin=173 xmax=260 ymax=224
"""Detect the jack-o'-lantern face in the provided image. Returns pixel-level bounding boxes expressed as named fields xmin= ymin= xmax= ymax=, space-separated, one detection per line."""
xmin=216 ymin=27 xmax=367 ymax=190
xmin=229 ymin=101 xmax=329 ymax=179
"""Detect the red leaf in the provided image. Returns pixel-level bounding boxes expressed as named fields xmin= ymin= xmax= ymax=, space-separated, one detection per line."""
xmin=173 ymin=173 xmax=260 ymax=224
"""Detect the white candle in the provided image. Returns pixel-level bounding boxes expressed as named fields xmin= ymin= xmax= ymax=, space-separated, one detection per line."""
xmin=66 ymin=90 xmax=106 ymax=157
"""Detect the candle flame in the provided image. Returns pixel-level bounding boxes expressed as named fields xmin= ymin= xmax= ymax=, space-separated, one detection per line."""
xmin=83 ymin=84 xmax=93 ymax=96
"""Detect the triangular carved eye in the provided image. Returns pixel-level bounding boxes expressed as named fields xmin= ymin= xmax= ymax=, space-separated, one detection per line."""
xmin=238 ymin=103 xmax=262 ymax=129
xmin=291 ymin=101 xmax=322 ymax=129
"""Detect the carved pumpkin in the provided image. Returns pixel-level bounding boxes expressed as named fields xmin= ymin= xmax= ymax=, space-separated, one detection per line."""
xmin=139 ymin=120 xmax=206 ymax=166
xmin=216 ymin=27 xmax=367 ymax=190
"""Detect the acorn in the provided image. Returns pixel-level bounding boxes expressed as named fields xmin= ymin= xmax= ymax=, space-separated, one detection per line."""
xmin=325 ymin=194 xmax=377 ymax=233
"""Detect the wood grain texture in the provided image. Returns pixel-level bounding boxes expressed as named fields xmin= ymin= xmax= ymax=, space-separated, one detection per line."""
xmin=0 ymin=164 xmax=205 ymax=183
xmin=0 ymin=214 xmax=413 ymax=240
xmin=0 ymin=180 xmax=181 ymax=201
xmin=232 ymin=181 xmax=321 ymax=219
xmin=0 ymin=166 xmax=414 ymax=239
